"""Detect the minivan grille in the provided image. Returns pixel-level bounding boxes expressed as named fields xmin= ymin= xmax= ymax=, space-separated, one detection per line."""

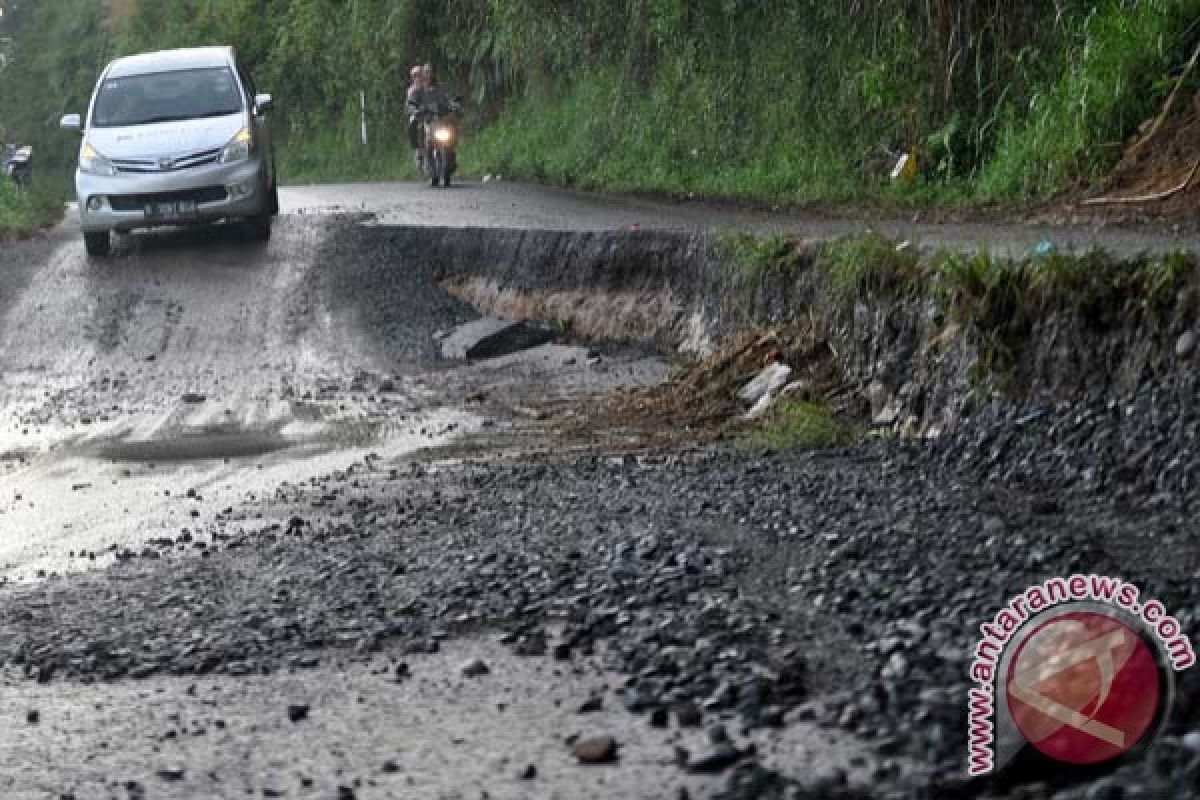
xmin=108 ymin=186 xmax=228 ymax=211
xmin=112 ymin=148 xmax=223 ymax=174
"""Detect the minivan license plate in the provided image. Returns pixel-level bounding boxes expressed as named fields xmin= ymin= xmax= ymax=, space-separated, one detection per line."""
xmin=145 ymin=201 xmax=197 ymax=220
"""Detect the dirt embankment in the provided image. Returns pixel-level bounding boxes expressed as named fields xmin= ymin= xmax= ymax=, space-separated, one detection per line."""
xmin=366 ymin=225 xmax=1199 ymax=439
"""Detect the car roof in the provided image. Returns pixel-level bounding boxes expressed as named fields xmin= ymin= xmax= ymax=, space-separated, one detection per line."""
xmin=106 ymin=47 xmax=236 ymax=79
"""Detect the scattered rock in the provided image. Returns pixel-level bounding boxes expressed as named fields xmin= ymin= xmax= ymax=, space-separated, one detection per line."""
xmin=573 ymin=736 xmax=618 ymax=765
xmin=517 ymin=764 xmax=537 ymax=780
xmin=155 ymin=766 xmax=186 ymax=782
xmin=1176 ymin=331 xmax=1197 ymax=359
xmin=578 ymin=695 xmax=604 ymax=714
xmin=460 ymin=658 xmax=490 ymax=678
xmin=673 ymin=701 xmax=703 ymax=728
xmin=687 ymin=744 xmax=745 ymax=774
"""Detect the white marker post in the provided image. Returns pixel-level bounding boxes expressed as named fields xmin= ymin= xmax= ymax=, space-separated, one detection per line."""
xmin=359 ymin=90 xmax=368 ymax=147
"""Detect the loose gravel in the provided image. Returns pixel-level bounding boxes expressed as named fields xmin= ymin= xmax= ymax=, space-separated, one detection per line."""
xmin=1 ymin=369 xmax=1197 ymax=798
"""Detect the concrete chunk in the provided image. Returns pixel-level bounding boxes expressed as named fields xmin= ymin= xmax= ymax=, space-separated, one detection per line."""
xmin=440 ymin=317 xmax=555 ymax=361
xmin=738 ymin=363 xmax=793 ymax=404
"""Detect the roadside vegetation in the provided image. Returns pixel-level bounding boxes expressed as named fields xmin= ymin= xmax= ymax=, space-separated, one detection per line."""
xmin=0 ymin=181 xmax=64 ymax=239
xmin=725 ymin=230 xmax=1200 ymax=383
xmin=749 ymin=399 xmax=859 ymax=450
xmin=1 ymin=0 xmax=1197 ymax=203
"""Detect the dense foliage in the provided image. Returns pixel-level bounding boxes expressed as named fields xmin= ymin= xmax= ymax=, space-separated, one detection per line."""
xmin=1 ymin=0 xmax=1197 ymax=203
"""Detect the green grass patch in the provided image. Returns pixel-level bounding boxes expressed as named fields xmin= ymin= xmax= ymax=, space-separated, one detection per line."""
xmin=0 ymin=181 xmax=66 ymax=239
xmin=749 ymin=399 xmax=858 ymax=450
xmin=276 ymin=126 xmax=420 ymax=185
xmin=933 ymin=246 xmax=1200 ymax=378
xmin=721 ymin=233 xmax=808 ymax=282
xmin=721 ymin=228 xmax=1198 ymax=389
xmin=817 ymin=233 xmax=923 ymax=304
xmin=977 ymin=0 xmax=1199 ymax=200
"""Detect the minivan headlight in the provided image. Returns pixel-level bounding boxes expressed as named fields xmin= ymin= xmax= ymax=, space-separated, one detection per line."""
xmin=79 ymin=143 xmax=117 ymax=177
xmin=219 ymin=128 xmax=253 ymax=164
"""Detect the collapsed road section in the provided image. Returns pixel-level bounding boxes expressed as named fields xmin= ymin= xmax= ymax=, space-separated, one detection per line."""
xmin=0 ymin=199 xmax=1198 ymax=799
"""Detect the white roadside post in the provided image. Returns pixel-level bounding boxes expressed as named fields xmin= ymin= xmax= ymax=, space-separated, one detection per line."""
xmin=359 ymin=90 xmax=368 ymax=147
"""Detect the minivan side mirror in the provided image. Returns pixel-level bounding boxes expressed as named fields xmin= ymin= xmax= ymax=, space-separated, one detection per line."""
xmin=60 ymin=114 xmax=82 ymax=132
xmin=254 ymin=94 xmax=273 ymax=115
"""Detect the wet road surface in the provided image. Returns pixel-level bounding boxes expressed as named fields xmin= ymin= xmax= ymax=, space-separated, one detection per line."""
xmin=285 ymin=180 xmax=1200 ymax=256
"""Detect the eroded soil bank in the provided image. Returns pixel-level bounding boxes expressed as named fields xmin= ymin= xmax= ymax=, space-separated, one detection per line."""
xmin=411 ymin=224 xmax=1199 ymax=436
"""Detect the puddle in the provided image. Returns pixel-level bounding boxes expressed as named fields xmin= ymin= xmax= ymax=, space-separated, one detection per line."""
xmin=95 ymin=430 xmax=294 ymax=462
xmin=0 ymin=405 xmax=484 ymax=584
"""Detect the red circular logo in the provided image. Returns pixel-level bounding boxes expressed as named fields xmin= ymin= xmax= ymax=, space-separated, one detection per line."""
xmin=1005 ymin=611 xmax=1161 ymax=765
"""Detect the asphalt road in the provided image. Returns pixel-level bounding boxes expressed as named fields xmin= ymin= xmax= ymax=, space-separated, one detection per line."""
xmin=284 ymin=180 xmax=1200 ymax=256
xmin=0 ymin=181 xmax=1196 ymax=800
xmin=0 ymin=188 xmax=676 ymax=584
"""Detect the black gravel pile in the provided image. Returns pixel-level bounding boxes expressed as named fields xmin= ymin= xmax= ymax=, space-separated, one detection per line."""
xmin=1 ymin=377 xmax=1197 ymax=798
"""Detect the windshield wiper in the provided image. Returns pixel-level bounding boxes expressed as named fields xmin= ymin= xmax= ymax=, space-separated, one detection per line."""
xmin=125 ymin=114 xmax=194 ymax=125
xmin=118 ymin=110 xmax=240 ymax=126
xmin=189 ymin=110 xmax=242 ymax=119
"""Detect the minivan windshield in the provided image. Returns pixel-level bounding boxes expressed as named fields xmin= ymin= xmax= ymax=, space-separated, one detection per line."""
xmin=91 ymin=67 xmax=243 ymax=128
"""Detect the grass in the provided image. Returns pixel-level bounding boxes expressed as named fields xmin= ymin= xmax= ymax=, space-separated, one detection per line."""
xmin=276 ymin=127 xmax=421 ymax=184
xmin=749 ymin=399 xmax=858 ymax=450
xmin=817 ymin=234 xmax=923 ymax=303
xmin=719 ymin=228 xmax=1199 ymax=389
xmin=978 ymin=0 xmax=1200 ymax=199
xmin=0 ymin=181 xmax=67 ymax=239
xmin=721 ymin=233 xmax=809 ymax=283
xmin=460 ymin=0 xmax=1197 ymax=209
xmin=931 ymin=245 xmax=1200 ymax=377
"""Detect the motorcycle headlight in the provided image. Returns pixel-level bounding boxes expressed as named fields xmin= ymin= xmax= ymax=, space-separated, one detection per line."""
xmin=79 ymin=143 xmax=117 ymax=177
xmin=219 ymin=127 xmax=253 ymax=164
xmin=434 ymin=127 xmax=454 ymax=144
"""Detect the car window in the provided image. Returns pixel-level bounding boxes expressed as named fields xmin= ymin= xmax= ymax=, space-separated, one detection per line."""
xmin=91 ymin=67 xmax=244 ymax=128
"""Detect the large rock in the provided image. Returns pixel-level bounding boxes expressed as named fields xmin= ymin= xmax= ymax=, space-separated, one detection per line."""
xmin=439 ymin=317 xmax=555 ymax=361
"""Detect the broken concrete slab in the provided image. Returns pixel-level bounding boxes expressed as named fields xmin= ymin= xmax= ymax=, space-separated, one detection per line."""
xmin=440 ymin=317 xmax=556 ymax=361
xmin=737 ymin=363 xmax=793 ymax=404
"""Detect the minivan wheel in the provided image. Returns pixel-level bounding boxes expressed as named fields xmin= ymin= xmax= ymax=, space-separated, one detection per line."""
xmin=246 ymin=212 xmax=272 ymax=242
xmin=83 ymin=231 xmax=111 ymax=257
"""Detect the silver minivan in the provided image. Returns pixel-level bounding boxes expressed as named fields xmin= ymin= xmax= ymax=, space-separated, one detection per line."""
xmin=61 ymin=46 xmax=277 ymax=256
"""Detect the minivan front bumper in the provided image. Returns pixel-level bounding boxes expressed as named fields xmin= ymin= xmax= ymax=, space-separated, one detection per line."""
xmin=75 ymin=157 xmax=268 ymax=233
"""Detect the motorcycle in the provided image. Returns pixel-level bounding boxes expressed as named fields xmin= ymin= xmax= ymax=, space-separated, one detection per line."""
xmin=414 ymin=100 xmax=459 ymax=188
xmin=2 ymin=143 xmax=32 ymax=188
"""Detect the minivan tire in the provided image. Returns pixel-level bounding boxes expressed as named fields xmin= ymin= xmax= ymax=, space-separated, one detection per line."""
xmin=246 ymin=212 xmax=272 ymax=242
xmin=84 ymin=231 xmax=111 ymax=257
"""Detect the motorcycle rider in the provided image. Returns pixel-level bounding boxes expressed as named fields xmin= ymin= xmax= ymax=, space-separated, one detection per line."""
xmin=406 ymin=65 xmax=458 ymax=174
xmin=406 ymin=65 xmax=455 ymax=122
